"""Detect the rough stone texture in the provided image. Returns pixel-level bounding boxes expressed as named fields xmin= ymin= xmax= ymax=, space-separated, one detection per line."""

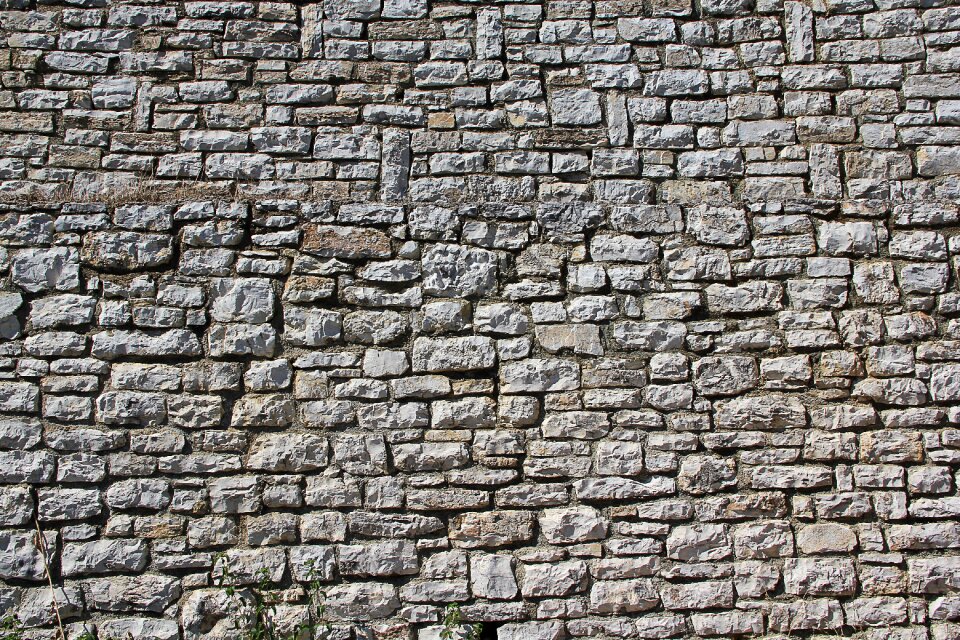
xmin=0 ymin=1 xmax=958 ymax=639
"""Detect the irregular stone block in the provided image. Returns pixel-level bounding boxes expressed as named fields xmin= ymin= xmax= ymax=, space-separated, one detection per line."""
xmin=422 ymin=244 xmax=497 ymax=298
xmin=302 ymin=225 xmax=391 ymax=259
xmin=337 ymin=540 xmax=419 ymax=577
xmin=83 ymin=574 xmax=181 ymax=613
xmin=412 ymin=336 xmax=496 ymax=373
xmin=500 ymin=359 xmax=580 ymax=393
xmin=0 ymin=530 xmax=44 ymax=581
xmin=82 ymin=232 xmax=173 ymax=271
xmin=540 ymin=506 xmax=608 ymax=544
xmin=450 ymin=511 xmax=535 ymax=548
xmin=11 ymin=247 xmax=80 ymax=292
xmin=62 ymin=539 xmax=148 ymax=576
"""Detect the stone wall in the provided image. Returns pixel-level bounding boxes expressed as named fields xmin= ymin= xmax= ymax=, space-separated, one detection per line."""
xmin=0 ymin=0 xmax=959 ymax=638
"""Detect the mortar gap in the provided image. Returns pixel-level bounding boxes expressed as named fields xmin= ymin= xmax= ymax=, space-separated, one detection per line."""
xmin=478 ymin=622 xmax=502 ymax=640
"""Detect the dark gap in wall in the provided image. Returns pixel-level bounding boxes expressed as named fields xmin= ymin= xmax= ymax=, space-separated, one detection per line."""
xmin=477 ymin=622 xmax=502 ymax=640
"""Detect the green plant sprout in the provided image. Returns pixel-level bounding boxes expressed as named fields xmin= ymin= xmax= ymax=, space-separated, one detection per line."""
xmin=0 ymin=612 xmax=23 ymax=640
xmin=213 ymin=553 xmax=331 ymax=640
xmin=0 ymin=612 xmax=85 ymax=640
xmin=440 ymin=603 xmax=482 ymax=640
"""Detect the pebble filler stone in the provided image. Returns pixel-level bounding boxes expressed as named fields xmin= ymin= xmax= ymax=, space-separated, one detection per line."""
xmin=0 ymin=0 xmax=958 ymax=638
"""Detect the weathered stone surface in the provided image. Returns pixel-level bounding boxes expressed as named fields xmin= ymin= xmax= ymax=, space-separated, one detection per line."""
xmin=0 ymin=4 xmax=955 ymax=636
xmin=231 ymin=393 xmax=294 ymax=427
xmin=666 ymin=523 xmax=731 ymax=562
xmin=0 ymin=531 xmax=45 ymax=581
xmin=106 ymin=479 xmax=171 ymax=510
xmin=337 ymin=540 xmax=419 ymax=577
xmin=471 ymin=554 xmax=517 ymax=599
xmin=450 ymin=511 xmax=535 ymax=548
xmin=392 ymin=442 xmax=468 ymax=472
xmin=422 ymin=244 xmax=497 ymax=298
xmin=411 ymin=336 xmax=496 ymax=372
xmin=661 ymin=580 xmax=735 ymax=610
xmin=705 ymin=281 xmax=783 ymax=314
xmin=0 ymin=486 xmax=34 ymax=526
xmin=0 ymin=382 xmax=40 ymax=413
xmin=930 ymin=364 xmax=960 ymax=402
xmin=83 ymin=574 xmax=181 ymax=613
xmin=784 ymin=558 xmax=858 ymax=596
xmin=734 ymin=521 xmax=795 ymax=559
xmin=521 ymin=560 xmax=589 ymax=597
xmin=0 ymin=450 xmax=55 ymax=483
xmin=210 ymin=278 xmax=275 ymax=323
xmin=693 ymin=356 xmax=758 ymax=396
xmin=209 ymin=476 xmax=260 ymax=514
xmin=29 ymin=294 xmax=95 ymax=329
xmin=0 ymin=292 xmax=22 ymax=338
xmin=686 ymin=205 xmax=749 ymax=246
xmin=612 ymin=320 xmax=686 ymax=351
xmin=332 ymin=433 xmax=388 ymax=475
xmin=348 ymin=512 xmax=443 ymax=539
xmin=247 ymin=433 xmax=328 ymax=472
xmin=324 ymin=583 xmax=400 ymax=620
xmin=38 ymin=487 xmax=103 ymax=521
xmin=536 ymin=323 xmax=603 ymax=356
xmin=302 ymin=225 xmax=391 ymax=259
xmin=550 ymin=89 xmax=602 ymax=125
xmin=500 ymin=359 xmax=580 ymax=392
xmin=590 ymin=578 xmax=659 ymax=613
xmin=92 ymin=330 xmax=202 ymax=360
xmin=715 ymin=394 xmax=806 ymax=429
xmin=11 ymin=248 xmax=80 ymax=292
xmin=17 ymin=584 xmax=84 ymax=626
xmin=796 ymin=523 xmax=856 ymax=554
xmin=678 ymin=455 xmax=738 ymax=495
xmin=62 ymin=539 xmax=148 ymax=576
xmin=498 ymin=622 xmax=565 ymax=640
xmin=98 ymin=618 xmax=180 ymax=640
xmin=181 ymin=588 xmax=253 ymax=640
xmin=539 ymin=506 xmax=608 ymax=544
xmin=82 ymin=232 xmax=173 ymax=270
xmin=542 ymin=411 xmax=610 ymax=440
xmin=431 ymin=396 xmax=494 ymax=430
xmin=574 ymin=476 xmax=675 ymax=501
